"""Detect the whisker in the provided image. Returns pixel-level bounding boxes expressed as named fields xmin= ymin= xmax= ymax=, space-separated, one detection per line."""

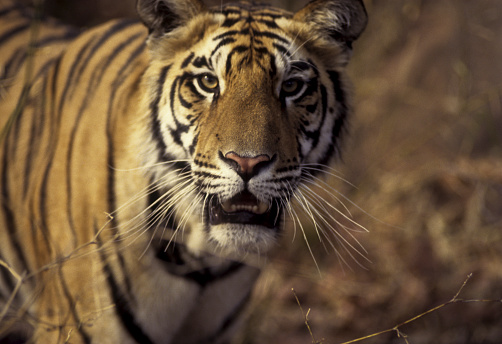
xmin=117 ymin=172 xmax=194 ymax=239
xmin=301 ymin=167 xmax=399 ymax=230
xmin=279 ymin=182 xmax=322 ymax=275
xmin=295 ymin=187 xmax=371 ymax=268
xmin=108 ymin=168 xmax=192 ymax=224
xmin=301 ymin=163 xmax=357 ymax=188
xmin=300 ymin=178 xmax=364 ymax=233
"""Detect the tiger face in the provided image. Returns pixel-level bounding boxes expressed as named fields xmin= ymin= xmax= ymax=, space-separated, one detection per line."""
xmin=0 ymin=0 xmax=368 ymax=342
xmin=137 ymin=0 xmax=367 ymax=256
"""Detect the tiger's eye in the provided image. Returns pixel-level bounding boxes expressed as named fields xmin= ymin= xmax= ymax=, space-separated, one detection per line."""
xmin=281 ymin=79 xmax=303 ymax=96
xmin=198 ymin=74 xmax=219 ymax=92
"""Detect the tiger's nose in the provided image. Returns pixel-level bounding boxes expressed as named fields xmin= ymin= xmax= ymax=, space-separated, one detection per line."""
xmin=223 ymin=152 xmax=272 ymax=181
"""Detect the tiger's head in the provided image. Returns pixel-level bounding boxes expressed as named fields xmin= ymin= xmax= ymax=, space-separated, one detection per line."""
xmin=136 ymin=0 xmax=367 ymax=256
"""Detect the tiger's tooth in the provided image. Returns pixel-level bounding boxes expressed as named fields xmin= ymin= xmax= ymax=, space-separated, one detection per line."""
xmin=221 ymin=200 xmax=233 ymax=212
xmin=220 ymin=200 xmax=270 ymax=214
xmin=256 ymin=202 xmax=269 ymax=215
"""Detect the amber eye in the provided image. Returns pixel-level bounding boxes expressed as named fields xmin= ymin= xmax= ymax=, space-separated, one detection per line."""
xmin=197 ymin=73 xmax=219 ymax=92
xmin=281 ymin=79 xmax=304 ymax=97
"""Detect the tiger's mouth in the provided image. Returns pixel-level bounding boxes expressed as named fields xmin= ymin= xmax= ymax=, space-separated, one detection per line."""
xmin=208 ymin=191 xmax=281 ymax=229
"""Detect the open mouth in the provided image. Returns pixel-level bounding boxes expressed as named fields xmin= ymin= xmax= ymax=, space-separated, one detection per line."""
xmin=208 ymin=191 xmax=281 ymax=229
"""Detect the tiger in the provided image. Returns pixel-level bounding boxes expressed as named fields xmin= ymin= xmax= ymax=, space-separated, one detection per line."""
xmin=0 ymin=0 xmax=367 ymax=342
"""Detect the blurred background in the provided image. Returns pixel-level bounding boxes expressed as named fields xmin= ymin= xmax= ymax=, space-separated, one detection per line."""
xmin=22 ymin=0 xmax=502 ymax=343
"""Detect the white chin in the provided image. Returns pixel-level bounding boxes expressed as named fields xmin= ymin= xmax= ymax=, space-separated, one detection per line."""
xmin=209 ymin=224 xmax=278 ymax=254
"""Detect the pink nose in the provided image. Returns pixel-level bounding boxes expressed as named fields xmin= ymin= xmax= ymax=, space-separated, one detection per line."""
xmin=224 ymin=152 xmax=270 ymax=177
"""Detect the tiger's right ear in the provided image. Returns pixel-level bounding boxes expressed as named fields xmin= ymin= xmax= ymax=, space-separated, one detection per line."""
xmin=137 ymin=0 xmax=206 ymax=36
xmin=294 ymin=0 xmax=367 ymax=49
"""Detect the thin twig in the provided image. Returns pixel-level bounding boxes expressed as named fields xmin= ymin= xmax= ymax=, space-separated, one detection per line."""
xmin=292 ymin=288 xmax=324 ymax=344
xmin=0 ymin=262 xmax=27 ymax=323
xmin=340 ymin=273 xmax=502 ymax=344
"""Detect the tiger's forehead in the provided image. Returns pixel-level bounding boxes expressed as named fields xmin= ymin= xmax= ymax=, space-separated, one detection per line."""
xmin=209 ymin=2 xmax=293 ymax=23
xmin=207 ymin=1 xmax=295 ymax=43
xmin=195 ymin=3 xmax=302 ymax=75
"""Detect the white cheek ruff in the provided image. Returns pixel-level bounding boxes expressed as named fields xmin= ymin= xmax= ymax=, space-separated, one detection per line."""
xmin=209 ymin=223 xmax=279 ymax=253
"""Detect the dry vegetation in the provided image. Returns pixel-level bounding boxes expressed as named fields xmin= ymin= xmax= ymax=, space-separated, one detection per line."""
xmin=8 ymin=0 xmax=502 ymax=343
xmin=242 ymin=1 xmax=502 ymax=343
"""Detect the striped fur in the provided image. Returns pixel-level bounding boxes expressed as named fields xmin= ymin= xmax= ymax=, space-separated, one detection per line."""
xmin=0 ymin=0 xmax=367 ymax=343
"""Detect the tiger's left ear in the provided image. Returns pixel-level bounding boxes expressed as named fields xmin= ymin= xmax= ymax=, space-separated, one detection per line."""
xmin=137 ymin=0 xmax=206 ymax=36
xmin=294 ymin=0 xmax=368 ymax=49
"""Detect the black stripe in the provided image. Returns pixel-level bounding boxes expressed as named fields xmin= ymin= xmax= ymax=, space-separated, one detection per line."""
xmin=150 ymin=64 xmax=171 ymax=162
xmin=96 ymin=225 xmax=155 ymax=344
xmin=273 ymin=43 xmax=290 ymax=58
xmin=2 ymin=30 xmax=81 ymax=83
xmin=30 ymin=56 xmax=60 ymax=88
xmin=292 ymin=77 xmax=318 ymax=105
xmin=168 ymin=77 xmax=190 ymax=148
xmin=0 ymin=47 xmax=25 ymax=81
xmin=1 ymin=82 xmax=32 ymax=274
xmin=212 ymin=30 xmax=239 ymax=41
xmin=188 ymin=132 xmax=198 ymax=156
xmin=221 ymin=17 xmax=240 ymax=27
xmin=38 ymin=57 xmax=64 ymax=255
xmin=105 ymin=39 xmax=147 ymax=298
xmin=57 ymin=34 xmax=97 ymax=116
xmin=210 ymin=37 xmax=236 ymax=59
xmin=253 ymin=30 xmax=290 ymax=44
xmin=216 ymin=8 xmax=243 ymax=16
xmin=9 ymin=85 xmax=30 ymax=156
xmin=300 ymin=83 xmax=326 ymax=148
xmin=321 ymin=70 xmax=348 ymax=164
xmin=0 ymin=4 xmax=25 ymax=18
xmin=328 ymin=70 xmax=348 ymax=139
xmin=185 ymin=261 xmax=243 ymax=287
xmin=0 ymin=23 xmax=29 ymax=46
xmin=254 ymin=46 xmax=272 ymax=61
xmin=290 ymin=61 xmax=312 ymax=72
xmin=66 ymin=32 xmax=145 ymax=246
xmin=35 ymin=30 xmax=80 ymax=46
xmin=22 ymin=73 xmax=48 ymax=199
xmin=225 ymin=45 xmax=249 ymax=76
xmin=252 ymin=11 xmax=287 ymax=20
xmin=269 ymin=52 xmax=277 ymax=79
xmin=67 ymin=19 xmax=138 ymax=100
xmin=186 ymin=78 xmax=204 ymax=100
xmin=181 ymin=52 xmax=194 ymax=68
xmin=108 ymin=39 xmax=146 ymax=106
xmin=0 ymin=253 xmax=16 ymax=297
xmin=177 ymin=73 xmax=195 ymax=109
xmin=155 ymin=243 xmax=244 ymax=287
xmin=206 ymin=289 xmax=253 ymax=342
xmin=38 ymin=152 xmax=56 ymax=251
xmin=147 ymin=186 xmax=181 ymax=233
xmin=257 ymin=19 xmax=279 ymax=29
xmin=58 ymin=268 xmax=92 ymax=344
xmin=1 ymin=146 xmax=31 ymax=277
xmin=192 ymin=56 xmax=210 ymax=69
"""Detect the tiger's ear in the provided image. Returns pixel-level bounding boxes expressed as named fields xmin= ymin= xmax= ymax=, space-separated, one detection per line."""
xmin=137 ymin=0 xmax=206 ymax=36
xmin=294 ymin=0 xmax=367 ymax=48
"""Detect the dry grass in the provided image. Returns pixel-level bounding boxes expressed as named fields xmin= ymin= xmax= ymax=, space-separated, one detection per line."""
xmin=240 ymin=1 xmax=502 ymax=343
